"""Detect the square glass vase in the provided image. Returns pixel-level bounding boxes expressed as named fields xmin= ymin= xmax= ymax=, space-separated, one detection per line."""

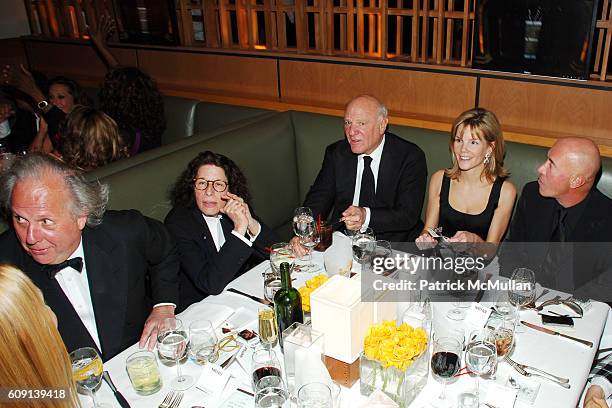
xmin=359 ymin=351 xmax=428 ymax=408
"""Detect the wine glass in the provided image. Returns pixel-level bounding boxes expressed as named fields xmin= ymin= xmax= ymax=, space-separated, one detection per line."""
xmin=293 ymin=207 xmax=319 ymax=272
xmin=430 ymin=337 xmax=462 ymax=407
xmin=258 ymin=308 xmax=279 ymax=349
xmin=70 ymin=347 xmax=111 ymax=407
xmin=188 ymin=319 xmax=218 ymax=365
xmin=489 ymin=318 xmax=515 ymax=378
xmin=465 ymin=330 xmax=497 ymax=406
xmin=297 ymin=382 xmax=333 ymax=408
xmin=508 ymin=268 xmax=536 ymax=332
xmin=352 ymin=227 xmax=375 ymax=264
xmin=252 ymin=349 xmax=283 ymax=391
xmin=157 ymin=317 xmax=193 ymax=390
xmin=269 ymin=242 xmax=295 ymax=276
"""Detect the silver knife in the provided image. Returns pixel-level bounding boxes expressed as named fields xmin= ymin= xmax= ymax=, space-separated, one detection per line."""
xmin=227 ymin=288 xmax=272 ymax=306
xmin=521 ymin=320 xmax=593 ymax=347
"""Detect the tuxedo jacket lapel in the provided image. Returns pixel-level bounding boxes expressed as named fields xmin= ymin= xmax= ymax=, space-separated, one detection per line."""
xmin=82 ymin=227 xmax=127 ymax=358
xmin=338 ymin=147 xmax=358 ymax=206
xmin=376 ymin=140 xmax=395 ymax=204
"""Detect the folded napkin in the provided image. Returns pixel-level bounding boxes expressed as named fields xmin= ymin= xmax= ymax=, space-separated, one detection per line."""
xmin=358 ymin=389 xmax=400 ymax=408
xmin=484 ymin=382 xmax=518 ymax=408
xmin=179 ymin=302 xmax=235 ymax=329
xmin=324 ymin=232 xmax=353 ymax=277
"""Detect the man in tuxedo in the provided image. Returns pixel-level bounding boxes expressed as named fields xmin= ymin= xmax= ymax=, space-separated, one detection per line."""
xmin=0 ymin=153 xmax=179 ymax=361
xmin=292 ymin=95 xmax=427 ymax=253
xmin=501 ymin=137 xmax=612 ymax=302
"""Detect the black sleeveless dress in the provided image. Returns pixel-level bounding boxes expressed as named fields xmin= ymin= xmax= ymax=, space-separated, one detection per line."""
xmin=438 ymin=175 xmax=505 ymax=240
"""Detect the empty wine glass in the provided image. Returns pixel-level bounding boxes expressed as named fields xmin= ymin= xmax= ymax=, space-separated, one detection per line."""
xmin=508 ymin=268 xmax=536 ymax=332
xmin=298 ymin=382 xmax=333 ymax=408
xmin=430 ymin=337 xmax=462 ymax=407
xmin=157 ymin=317 xmax=193 ymax=390
xmin=70 ymin=347 xmax=111 ymax=407
xmin=352 ymin=227 xmax=375 ymax=264
xmin=188 ymin=319 xmax=218 ymax=365
xmin=465 ymin=329 xmax=497 ymax=406
xmin=293 ymin=207 xmax=319 ymax=272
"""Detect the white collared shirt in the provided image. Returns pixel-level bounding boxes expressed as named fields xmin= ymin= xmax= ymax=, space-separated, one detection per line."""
xmin=202 ymin=214 xmax=260 ymax=251
xmin=54 ymin=240 xmax=102 ymax=352
xmin=351 ymin=135 xmax=386 ymax=230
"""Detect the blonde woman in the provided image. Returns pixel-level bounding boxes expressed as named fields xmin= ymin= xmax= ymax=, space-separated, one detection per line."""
xmin=0 ymin=264 xmax=81 ymax=408
xmin=416 ymin=108 xmax=517 ymax=248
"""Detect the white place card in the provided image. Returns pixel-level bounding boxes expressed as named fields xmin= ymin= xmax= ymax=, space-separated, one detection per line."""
xmin=466 ymin=303 xmax=493 ymax=328
xmin=484 ymin=382 xmax=518 ymax=408
xmin=217 ymin=389 xmax=253 ymax=408
xmin=195 ymin=363 xmax=231 ymax=399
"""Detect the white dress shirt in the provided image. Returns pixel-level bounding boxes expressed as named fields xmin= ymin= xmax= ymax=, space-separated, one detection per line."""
xmin=351 ymin=135 xmax=386 ymax=230
xmin=54 ymin=240 xmax=102 ymax=351
xmin=202 ymin=214 xmax=260 ymax=251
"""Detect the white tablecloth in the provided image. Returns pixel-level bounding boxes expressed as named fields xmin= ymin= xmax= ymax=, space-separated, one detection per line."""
xmin=91 ymin=252 xmax=610 ymax=408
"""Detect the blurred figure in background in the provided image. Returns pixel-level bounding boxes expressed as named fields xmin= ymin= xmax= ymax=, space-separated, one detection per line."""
xmin=0 ymin=264 xmax=81 ymax=408
xmin=58 ymin=105 xmax=129 ymax=171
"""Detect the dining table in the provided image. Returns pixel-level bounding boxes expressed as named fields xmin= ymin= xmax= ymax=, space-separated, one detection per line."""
xmin=90 ymin=250 xmax=610 ymax=408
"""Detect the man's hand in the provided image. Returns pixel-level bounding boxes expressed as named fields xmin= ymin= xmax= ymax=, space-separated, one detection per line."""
xmin=584 ymin=385 xmax=610 ymax=408
xmin=342 ymin=205 xmax=367 ymax=231
xmin=2 ymin=65 xmax=46 ymax=104
xmin=139 ymin=305 xmax=175 ymax=350
xmin=290 ymin=235 xmax=308 ymax=258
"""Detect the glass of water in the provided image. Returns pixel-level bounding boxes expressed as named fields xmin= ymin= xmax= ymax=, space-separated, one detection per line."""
xmin=188 ymin=319 xmax=218 ymax=365
xmin=352 ymin=227 xmax=375 ymax=264
xmin=297 ymin=382 xmax=332 ymax=408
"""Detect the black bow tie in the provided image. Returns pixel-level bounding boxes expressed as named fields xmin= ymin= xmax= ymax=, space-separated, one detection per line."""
xmin=43 ymin=257 xmax=84 ymax=279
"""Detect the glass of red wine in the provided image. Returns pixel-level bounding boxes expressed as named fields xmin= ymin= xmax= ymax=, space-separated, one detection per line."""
xmin=252 ymin=348 xmax=284 ymax=392
xmin=430 ymin=336 xmax=462 ymax=407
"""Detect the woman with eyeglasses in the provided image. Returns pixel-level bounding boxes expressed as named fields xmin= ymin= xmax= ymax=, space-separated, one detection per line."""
xmin=165 ymin=151 xmax=277 ymax=312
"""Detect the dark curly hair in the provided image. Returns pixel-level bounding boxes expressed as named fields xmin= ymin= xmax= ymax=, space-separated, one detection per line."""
xmin=48 ymin=76 xmax=92 ymax=107
xmin=99 ymin=67 xmax=165 ymax=153
xmin=170 ymin=151 xmax=251 ymax=209
xmin=58 ymin=105 xmax=129 ymax=171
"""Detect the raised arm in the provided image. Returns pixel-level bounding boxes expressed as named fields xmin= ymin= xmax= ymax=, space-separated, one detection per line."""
xmin=89 ymin=14 xmax=120 ymax=69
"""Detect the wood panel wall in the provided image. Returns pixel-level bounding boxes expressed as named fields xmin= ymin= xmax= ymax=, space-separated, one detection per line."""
xmin=17 ymin=39 xmax=612 ymax=155
xmin=279 ymin=60 xmax=476 ymax=122
xmin=0 ymin=38 xmax=28 ymax=68
xmin=479 ymin=78 xmax=612 ymax=148
xmin=137 ymin=50 xmax=279 ymax=100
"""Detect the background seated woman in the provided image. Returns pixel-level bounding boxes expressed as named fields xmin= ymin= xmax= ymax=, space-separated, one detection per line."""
xmin=0 ymin=264 xmax=80 ymax=408
xmin=165 ymin=151 xmax=277 ymax=312
xmin=416 ymin=108 xmax=516 ymax=252
xmin=58 ymin=105 xmax=129 ymax=171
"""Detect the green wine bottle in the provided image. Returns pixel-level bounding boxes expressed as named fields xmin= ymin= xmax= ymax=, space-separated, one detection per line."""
xmin=274 ymin=262 xmax=303 ymax=348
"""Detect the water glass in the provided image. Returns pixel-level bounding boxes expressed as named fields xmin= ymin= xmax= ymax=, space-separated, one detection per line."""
xmin=297 ymin=382 xmax=332 ymax=408
xmin=157 ymin=317 xmax=193 ymax=390
xmin=264 ymin=278 xmax=282 ymax=303
xmin=126 ymin=350 xmax=162 ymax=395
xmin=352 ymin=227 xmax=375 ymax=264
xmin=465 ymin=329 xmax=497 ymax=405
xmin=188 ymin=319 xmax=218 ymax=365
xmin=70 ymin=347 xmax=110 ymax=407
xmin=270 ymin=242 xmax=295 ymax=275
xmin=255 ymin=386 xmax=290 ymax=408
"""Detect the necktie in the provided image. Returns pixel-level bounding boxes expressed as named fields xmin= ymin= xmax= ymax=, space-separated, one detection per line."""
xmin=43 ymin=257 xmax=83 ymax=279
xmin=550 ymin=207 xmax=568 ymax=242
xmin=359 ymin=156 xmax=375 ymax=208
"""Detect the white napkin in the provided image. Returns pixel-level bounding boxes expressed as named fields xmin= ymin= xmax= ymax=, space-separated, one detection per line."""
xmin=324 ymin=232 xmax=353 ymax=277
xmin=358 ymin=389 xmax=400 ymax=408
xmin=179 ymin=302 xmax=235 ymax=328
xmin=484 ymin=382 xmax=518 ymax=408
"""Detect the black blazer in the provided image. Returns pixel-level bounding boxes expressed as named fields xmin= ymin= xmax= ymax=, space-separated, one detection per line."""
xmin=0 ymin=210 xmax=180 ymax=361
xmin=164 ymin=205 xmax=278 ymax=312
xmin=500 ymin=181 xmax=612 ymax=301
xmin=303 ymin=133 xmax=427 ymax=242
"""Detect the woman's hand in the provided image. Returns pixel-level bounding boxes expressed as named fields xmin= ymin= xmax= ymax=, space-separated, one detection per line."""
xmin=415 ymin=232 xmax=437 ymax=250
xmin=448 ymin=231 xmax=483 ymax=243
xmin=220 ymin=192 xmax=249 ymax=236
xmin=89 ymin=13 xmax=115 ymax=45
xmin=2 ymin=65 xmax=46 ymax=105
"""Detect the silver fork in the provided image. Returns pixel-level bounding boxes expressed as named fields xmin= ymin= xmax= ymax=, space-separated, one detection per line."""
xmin=158 ymin=391 xmax=175 ymax=408
xmin=169 ymin=391 xmax=184 ymax=408
xmin=504 ymin=356 xmax=571 ymax=388
xmin=504 ymin=355 xmax=569 ymax=383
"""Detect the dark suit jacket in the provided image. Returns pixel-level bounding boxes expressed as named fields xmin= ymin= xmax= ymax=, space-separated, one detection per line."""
xmin=164 ymin=205 xmax=278 ymax=312
xmin=500 ymin=181 xmax=612 ymax=301
xmin=303 ymin=133 xmax=427 ymax=242
xmin=0 ymin=210 xmax=180 ymax=361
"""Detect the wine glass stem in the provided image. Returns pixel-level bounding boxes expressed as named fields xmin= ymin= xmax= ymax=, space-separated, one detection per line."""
xmin=475 ymin=376 xmax=480 ymax=400
xmin=440 ymin=380 xmax=447 ymax=400
xmin=307 ymin=246 xmax=313 ymax=266
xmin=175 ymin=356 xmax=183 ymax=381
xmin=90 ymin=389 xmax=100 ymax=408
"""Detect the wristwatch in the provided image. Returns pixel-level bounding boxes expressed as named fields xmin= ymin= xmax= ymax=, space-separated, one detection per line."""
xmin=37 ymin=100 xmax=49 ymax=110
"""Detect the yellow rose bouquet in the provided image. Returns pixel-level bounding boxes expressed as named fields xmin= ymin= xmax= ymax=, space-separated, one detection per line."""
xmin=298 ymin=274 xmax=329 ymax=313
xmin=360 ymin=320 xmax=430 ymax=407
